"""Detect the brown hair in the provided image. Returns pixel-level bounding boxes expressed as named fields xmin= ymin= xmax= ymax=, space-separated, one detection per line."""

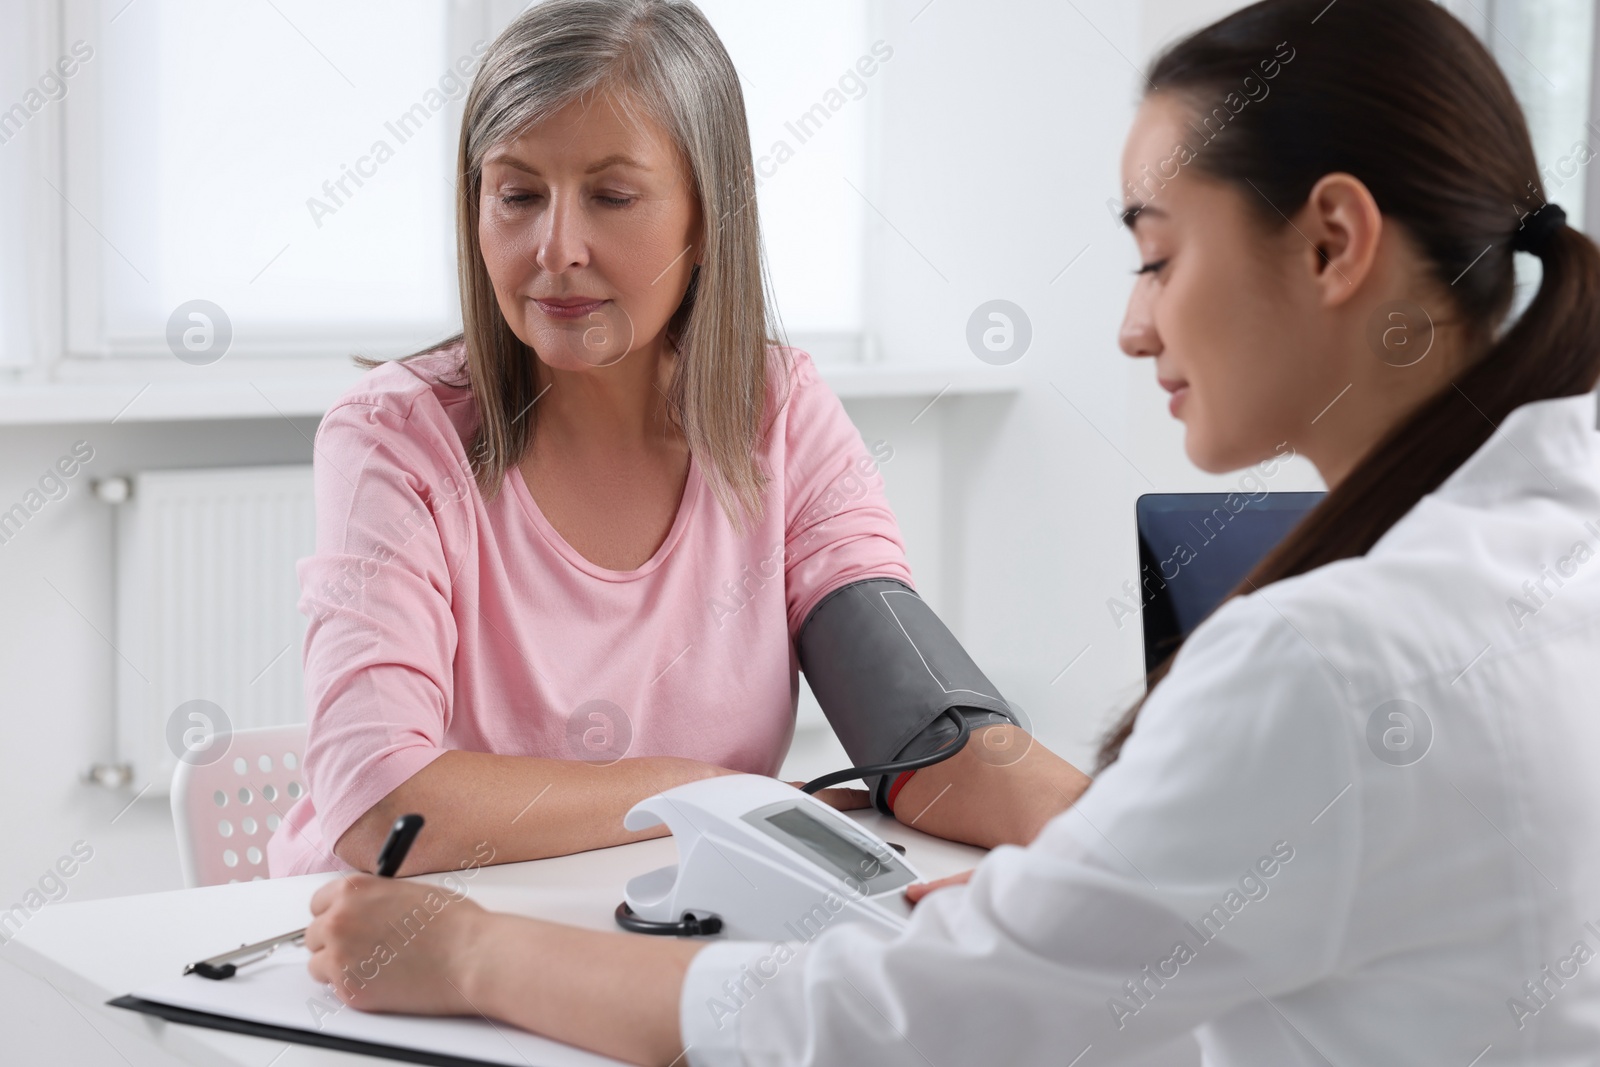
xmin=1099 ymin=0 xmax=1600 ymax=769
xmin=356 ymin=0 xmax=784 ymax=529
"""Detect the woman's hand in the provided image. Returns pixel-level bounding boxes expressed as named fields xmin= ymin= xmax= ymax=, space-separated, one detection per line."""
xmin=305 ymin=874 xmax=489 ymax=1017
xmin=904 ymin=868 xmax=974 ymax=906
xmin=786 ymin=780 xmax=872 ymax=810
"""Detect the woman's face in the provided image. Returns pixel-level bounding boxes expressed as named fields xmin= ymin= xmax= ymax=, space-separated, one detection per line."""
xmin=477 ymin=87 xmax=703 ymax=372
xmin=1117 ymin=93 xmax=1343 ymax=474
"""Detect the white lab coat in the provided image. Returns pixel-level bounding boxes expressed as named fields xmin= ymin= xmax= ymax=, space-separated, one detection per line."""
xmin=680 ymin=390 xmax=1600 ymax=1066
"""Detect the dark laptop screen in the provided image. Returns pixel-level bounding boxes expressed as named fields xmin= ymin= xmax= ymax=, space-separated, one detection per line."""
xmin=1135 ymin=492 xmax=1324 ymax=674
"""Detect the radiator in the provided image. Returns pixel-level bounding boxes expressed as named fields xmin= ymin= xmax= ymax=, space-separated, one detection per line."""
xmin=111 ymin=465 xmax=316 ymax=794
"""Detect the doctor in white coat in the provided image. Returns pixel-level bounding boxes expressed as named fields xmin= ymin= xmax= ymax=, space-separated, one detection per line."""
xmin=300 ymin=0 xmax=1600 ymax=1063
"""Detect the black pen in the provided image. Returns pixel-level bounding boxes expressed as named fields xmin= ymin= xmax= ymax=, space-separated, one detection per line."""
xmin=183 ymin=813 xmax=425 ymax=980
xmin=371 ymin=813 xmax=425 ymax=877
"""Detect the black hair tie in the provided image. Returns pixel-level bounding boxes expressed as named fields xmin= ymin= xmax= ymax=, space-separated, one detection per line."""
xmin=1513 ymin=202 xmax=1567 ymax=257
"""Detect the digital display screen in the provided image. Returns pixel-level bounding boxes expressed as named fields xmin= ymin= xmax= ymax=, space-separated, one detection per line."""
xmin=749 ymin=804 xmax=914 ymax=893
xmin=765 ymin=807 xmax=881 ymax=881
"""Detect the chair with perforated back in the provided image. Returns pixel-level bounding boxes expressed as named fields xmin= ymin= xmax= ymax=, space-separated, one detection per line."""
xmin=170 ymin=723 xmax=310 ymax=887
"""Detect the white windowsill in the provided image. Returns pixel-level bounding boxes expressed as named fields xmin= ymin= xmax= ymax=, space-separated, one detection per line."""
xmin=0 ymin=360 xmax=1022 ymax=426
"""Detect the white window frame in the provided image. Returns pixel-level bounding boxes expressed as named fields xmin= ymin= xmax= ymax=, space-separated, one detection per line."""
xmin=2 ymin=0 xmax=68 ymax=377
xmin=1586 ymin=0 xmax=1600 ymax=240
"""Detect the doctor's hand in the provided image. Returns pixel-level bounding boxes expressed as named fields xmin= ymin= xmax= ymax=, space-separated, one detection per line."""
xmin=786 ymin=781 xmax=872 ymax=811
xmin=305 ymin=873 xmax=490 ymax=1017
xmin=904 ymin=868 xmax=974 ymax=906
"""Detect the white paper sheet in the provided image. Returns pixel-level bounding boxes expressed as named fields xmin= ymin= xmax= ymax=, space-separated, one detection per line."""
xmin=125 ymin=944 xmax=634 ymax=1066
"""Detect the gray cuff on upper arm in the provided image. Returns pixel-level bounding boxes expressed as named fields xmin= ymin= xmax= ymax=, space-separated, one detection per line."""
xmin=796 ymin=578 xmax=1017 ymax=814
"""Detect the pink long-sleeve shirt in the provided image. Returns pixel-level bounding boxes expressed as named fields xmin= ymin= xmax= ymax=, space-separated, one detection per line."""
xmin=267 ymin=343 xmax=911 ymax=876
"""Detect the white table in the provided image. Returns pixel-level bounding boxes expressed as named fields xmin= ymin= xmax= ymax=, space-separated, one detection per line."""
xmin=7 ymin=810 xmax=985 ymax=1066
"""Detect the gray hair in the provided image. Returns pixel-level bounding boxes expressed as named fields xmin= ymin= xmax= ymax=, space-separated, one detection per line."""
xmin=377 ymin=0 xmax=783 ymax=529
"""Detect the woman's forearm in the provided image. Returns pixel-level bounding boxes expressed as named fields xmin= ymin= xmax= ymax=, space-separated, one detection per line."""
xmin=334 ymin=750 xmax=736 ymax=874
xmin=889 ymin=724 xmax=1091 ymax=849
xmin=455 ymin=909 xmax=703 ymax=1067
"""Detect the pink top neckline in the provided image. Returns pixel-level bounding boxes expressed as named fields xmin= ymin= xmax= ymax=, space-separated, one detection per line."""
xmin=506 ymin=453 xmax=706 ymax=582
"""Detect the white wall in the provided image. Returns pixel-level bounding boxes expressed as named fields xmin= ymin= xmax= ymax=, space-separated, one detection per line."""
xmin=0 ymin=418 xmax=323 ymax=906
xmin=0 ymin=417 xmax=317 ymax=1060
xmin=859 ymin=0 xmax=1321 ymax=775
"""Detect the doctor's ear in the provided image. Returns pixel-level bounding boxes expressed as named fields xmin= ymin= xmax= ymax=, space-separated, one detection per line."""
xmin=1290 ymin=172 xmax=1385 ymax=308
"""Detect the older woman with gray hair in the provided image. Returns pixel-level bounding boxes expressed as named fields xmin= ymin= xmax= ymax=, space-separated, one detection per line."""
xmin=269 ymin=0 xmax=1082 ymax=890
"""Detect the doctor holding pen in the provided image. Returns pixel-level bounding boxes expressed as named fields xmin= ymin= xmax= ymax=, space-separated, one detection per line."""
xmin=302 ymin=0 xmax=1600 ymax=1063
xmin=266 ymin=0 xmax=1087 ymax=881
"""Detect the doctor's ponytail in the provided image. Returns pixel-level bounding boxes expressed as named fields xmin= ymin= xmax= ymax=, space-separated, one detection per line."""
xmin=1097 ymin=0 xmax=1600 ymax=770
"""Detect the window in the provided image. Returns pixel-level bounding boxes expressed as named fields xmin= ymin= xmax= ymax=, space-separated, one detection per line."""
xmin=690 ymin=0 xmax=872 ymax=356
xmin=1438 ymin=0 xmax=1596 ymax=312
xmin=62 ymin=0 xmax=470 ymax=361
xmin=32 ymin=0 xmax=871 ymax=368
xmin=1483 ymin=0 xmax=1595 ymax=232
xmin=0 ymin=1 xmax=53 ymax=369
xmin=1438 ymin=0 xmax=1596 ymax=231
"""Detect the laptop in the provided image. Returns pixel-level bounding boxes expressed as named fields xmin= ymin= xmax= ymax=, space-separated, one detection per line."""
xmin=1135 ymin=492 xmax=1325 ymax=674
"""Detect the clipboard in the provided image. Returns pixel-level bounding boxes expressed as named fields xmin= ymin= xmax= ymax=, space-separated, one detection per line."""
xmin=108 ymin=942 xmax=633 ymax=1067
xmin=109 ymin=994 xmax=513 ymax=1067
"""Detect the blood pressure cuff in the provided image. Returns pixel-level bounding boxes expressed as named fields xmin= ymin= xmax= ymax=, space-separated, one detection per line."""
xmin=795 ymin=578 xmax=1019 ymax=815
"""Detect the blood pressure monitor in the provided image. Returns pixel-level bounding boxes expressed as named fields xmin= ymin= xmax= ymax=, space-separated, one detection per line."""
xmin=616 ymin=774 xmax=924 ymax=941
xmin=608 ymin=577 xmax=1010 ymax=938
